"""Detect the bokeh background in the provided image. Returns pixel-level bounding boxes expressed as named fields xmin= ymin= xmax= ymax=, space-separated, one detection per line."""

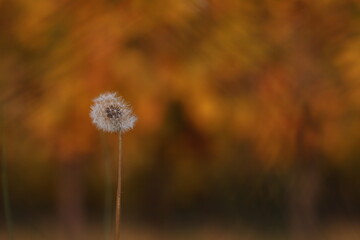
xmin=1 ymin=0 xmax=360 ymax=239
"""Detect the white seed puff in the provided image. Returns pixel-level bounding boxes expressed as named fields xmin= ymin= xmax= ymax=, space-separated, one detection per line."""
xmin=90 ymin=92 xmax=137 ymax=133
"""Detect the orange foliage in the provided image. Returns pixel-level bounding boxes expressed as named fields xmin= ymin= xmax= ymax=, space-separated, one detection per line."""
xmin=1 ymin=0 xmax=359 ymax=168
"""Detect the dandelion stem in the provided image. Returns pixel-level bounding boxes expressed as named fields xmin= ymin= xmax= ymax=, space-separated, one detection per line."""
xmin=114 ymin=133 xmax=122 ymax=240
xmin=1 ymin=105 xmax=14 ymax=240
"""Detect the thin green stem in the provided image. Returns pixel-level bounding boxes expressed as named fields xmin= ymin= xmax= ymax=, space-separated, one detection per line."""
xmin=114 ymin=133 xmax=122 ymax=240
xmin=1 ymin=105 xmax=13 ymax=240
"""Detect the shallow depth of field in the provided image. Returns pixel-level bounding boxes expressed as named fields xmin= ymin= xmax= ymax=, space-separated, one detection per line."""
xmin=1 ymin=0 xmax=360 ymax=239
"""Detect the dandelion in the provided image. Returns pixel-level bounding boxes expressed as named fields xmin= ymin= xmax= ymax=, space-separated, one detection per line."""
xmin=90 ymin=92 xmax=136 ymax=240
xmin=90 ymin=92 xmax=137 ymax=133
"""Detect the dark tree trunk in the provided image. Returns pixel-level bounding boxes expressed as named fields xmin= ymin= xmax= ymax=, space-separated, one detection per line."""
xmin=56 ymin=157 xmax=85 ymax=240
xmin=289 ymin=104 xmax=322 ymax=240
xmin=289 ymin=161 xmax=321 ymax=240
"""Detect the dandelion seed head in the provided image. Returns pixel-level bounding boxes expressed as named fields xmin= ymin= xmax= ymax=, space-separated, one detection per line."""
xmin=90 ymin=92 xmax=137 ymax=133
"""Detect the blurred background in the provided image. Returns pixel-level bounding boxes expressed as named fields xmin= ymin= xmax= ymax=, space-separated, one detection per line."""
xmin=1 ymin=0 xmax=360 ymax=239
